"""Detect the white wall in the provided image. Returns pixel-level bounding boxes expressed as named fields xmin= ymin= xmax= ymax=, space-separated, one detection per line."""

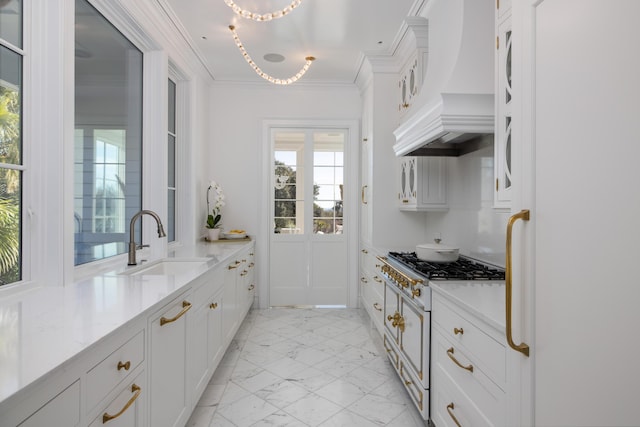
xmin=207 ymin=82 xmax=362 ymax=237
xmin=422 ymin=144 xmax=509 ymax=267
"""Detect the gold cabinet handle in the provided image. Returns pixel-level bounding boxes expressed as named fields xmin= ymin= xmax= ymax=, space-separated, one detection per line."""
xmin=446 ymin=403 xmax=462 ymax=427
xmin=228 ymin=261 xmax=241 ymax=270
xmin=117 ymin=361 xmax=131 ymax=371
xmin=103 ymin=384 xmax=141 ymax=423
xmin=446 ymin=347 xmax=473 ymax=372
xmin=373 ymin=302 xmax=382 ymax=312
xmin=361 ymin=185 xmax=368 ymax=204
xmin=373 ymin=276 xmax=383 ymax=283
xmin=506 ymin=209 xmax=530 ymax=357
xmin=240 ymin=270 xmax=248 ymax=276
xmin=160 ymin=301 xmax=192 ymax=326
xmin=361 ymin=248 xmax=368 ymax=254
xmin=454 ymin=327 xmax=464 ymax=335
xmin=360 ymin=276 xmax=368 ymax=283
xmin=209 ymin=302 xmax=218 ymax=309
xmin=248 ymin=284 xmax=255 ymax=291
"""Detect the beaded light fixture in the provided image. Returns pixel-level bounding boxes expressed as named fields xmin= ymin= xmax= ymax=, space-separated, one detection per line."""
xmin=228 ymin=25 xmax=315 ymax=85
xmin=223 ymin=0 xmax=303 ymax=22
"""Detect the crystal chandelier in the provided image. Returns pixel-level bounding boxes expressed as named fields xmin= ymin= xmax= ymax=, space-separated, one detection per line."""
xmin=223 ymin=0 xmax=303 ymax=22
xmin=228 ymin=25 xmax=315 ymax=85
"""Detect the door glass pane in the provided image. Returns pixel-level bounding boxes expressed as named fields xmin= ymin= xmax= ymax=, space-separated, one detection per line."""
xmin=273 ymin=131 xmax=304 ymax=234
xmin=0 ymin=46 xmax=21 ymax=164
xmin=0 ymin=0 xmax=22 ymax=49
xmin=0 ymin=173 xmax=21 ymax=285
xmin=313 ymin=131 xmax=344 ymax=234
xmin=74 ymin=0 xmax=143 ymax=265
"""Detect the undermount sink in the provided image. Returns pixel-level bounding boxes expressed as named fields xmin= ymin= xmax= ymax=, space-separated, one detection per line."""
xmin=120 ymin=258 xmax=210 ymax=276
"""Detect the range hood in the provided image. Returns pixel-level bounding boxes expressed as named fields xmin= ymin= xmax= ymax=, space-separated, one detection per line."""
xmin=393 ymin=0 xmax=495 ymax=157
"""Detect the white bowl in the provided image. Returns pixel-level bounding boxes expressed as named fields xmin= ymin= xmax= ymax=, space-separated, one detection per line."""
xmin=222 ymin=232 xmax=247 ymax=239
xmin=416 ymin=242 xmax=459 ymax=263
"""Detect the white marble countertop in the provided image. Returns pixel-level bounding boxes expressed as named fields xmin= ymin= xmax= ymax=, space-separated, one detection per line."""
xmin=0 ymin=240 xmax=252 ymax=405
xmin=429 ymin=280 xmax=506 ymax=332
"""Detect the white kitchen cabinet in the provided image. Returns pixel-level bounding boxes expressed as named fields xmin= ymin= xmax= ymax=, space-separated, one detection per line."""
xmin=359 ymin=246 xmax=384 ymax=336
xmin=18 ymin=381 xmax=81 ymax=427
xmin=431 ymin=290 xmax=506 ymax=426
xmin=510 ymin=1 xmax=640 ymax=424
xmin=149 ymin=292 xmax=192 ymax=427
xmin=89 ymin=372 xmax=145 ymax=427
xmin=398 ymin=156 xmax=448 ymax=211
xmin=238 ymin=247 xmax=256 ymax=319
xmin=397 ymin=52 xmax=420 ymax=117
xmin=494 ymin=1 xmax=512 ymax=208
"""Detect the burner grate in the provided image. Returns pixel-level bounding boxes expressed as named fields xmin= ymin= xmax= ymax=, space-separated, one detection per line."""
xmin=388 ymin=252 xmax=505 ymax=280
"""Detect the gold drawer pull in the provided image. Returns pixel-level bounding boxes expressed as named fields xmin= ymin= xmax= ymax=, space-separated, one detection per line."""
xmin=454 ymin=327 xmax=464 ymax=335
xmin=228 ymin=261 xmax=241 ymax=270
xmin=248 ymin=284 xmax=255 ymax=291
xmin=103 ymin=384 xmax=141 ymax=423
xmin=447 ymin=347 xmax=473 ymax=372
xmin=373 ymin=276 xmax=383 ymax=283
xmin=405 ymin=380 xmax=412 ymax=385
xmin=361 ymin=249 xmax=368 ymax=254
xmin=446 ymin=402 xmax=462 ymax=427
xmin=160 ymin=301 xmax=192 ymax=326
xmin=240 ymin=270 xmax=248 ymax=276
xmin=209 ymin=302 xmax=218 ymax=309
xmin=360 ymin=277 xmax=368 ymax=283
xmin=117 ymin=361 xmax=130 ymax=371
xmin=373 ymin=302 xmax=382 ymax=312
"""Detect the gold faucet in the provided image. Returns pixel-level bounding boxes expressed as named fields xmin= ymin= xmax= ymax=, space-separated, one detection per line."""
xmin=128 ymin=210 xmax=166 ymax=265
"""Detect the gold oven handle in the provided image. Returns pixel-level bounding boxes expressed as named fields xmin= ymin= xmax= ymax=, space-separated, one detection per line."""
xmin=506 ymin=209 xmax=530 ymax=357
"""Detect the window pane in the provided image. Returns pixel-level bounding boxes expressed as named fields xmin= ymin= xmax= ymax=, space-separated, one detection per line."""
xmin=273 ymin=131 xmax=304 ymax=234
xmin=168 ymin=134 xmax=175 ymax=187
xmin=313 ymin=132 xmax=344 ymax=234
xmin=167 ymin=189 xmax=175 ymax=241
xmin=0 ymin=46 xmax=22 ymax=165
xmin=168 ymin=79 xmax=176 ymax=134
xmin=0 ymin=0 xmax=22 ymax=48
xmin=74 ymin=0 xmax=143 ymax=265
xmin=0 ymin=171 xmax=21 ymax=284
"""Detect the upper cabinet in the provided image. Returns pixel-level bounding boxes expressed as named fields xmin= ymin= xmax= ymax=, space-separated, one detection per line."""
xmin=398 ymin=157 xmax=448 ymax=212
xmin=494 ymin=0 xmax=513 ymax=208
xmin=398 ymin=53 xmax=421 ymax=117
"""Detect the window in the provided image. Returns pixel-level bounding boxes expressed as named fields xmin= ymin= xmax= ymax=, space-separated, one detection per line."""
xmin=74 ymin=0 xmax=143 ymax=265
xmin=0 ymin=0 xmax=23 ymax=285
xmin=167 ymin=78 xmax=176 ymax=242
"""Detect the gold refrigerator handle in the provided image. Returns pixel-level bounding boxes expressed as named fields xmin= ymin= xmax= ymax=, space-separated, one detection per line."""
xmin=506 ymin=209 xmax=530 ymax=357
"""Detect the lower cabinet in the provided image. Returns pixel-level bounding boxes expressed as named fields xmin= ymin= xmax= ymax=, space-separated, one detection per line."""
xmin=359 ymin=246 xmax=384 ymax=336
xmin=149 ymin=292 xmax=192 ymax=427
xmin=431 ymin=290 xmax=507 ymax=427
xmin=18 ymin=381 xmax=81 ymax=427
xmin=1 ymin=242 xmax=255 ymax=427
xmin=89 ymin=371 xmax=146 ymax=427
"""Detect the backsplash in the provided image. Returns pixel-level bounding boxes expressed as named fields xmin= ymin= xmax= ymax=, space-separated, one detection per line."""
xmin=424 ymin=144 xmax=510 ymax=267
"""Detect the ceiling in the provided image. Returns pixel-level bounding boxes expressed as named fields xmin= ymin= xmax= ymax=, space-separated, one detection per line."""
xmin=162 ymin=0 xmax=419 ymax=84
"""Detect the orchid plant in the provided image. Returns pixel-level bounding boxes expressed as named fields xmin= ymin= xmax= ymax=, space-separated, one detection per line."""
xmin=206 ymin=181 xmax=225 ymax=229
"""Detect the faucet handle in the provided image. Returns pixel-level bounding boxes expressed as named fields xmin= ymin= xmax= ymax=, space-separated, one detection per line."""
xmin=137 ymin=244 xmax=150 ymax=250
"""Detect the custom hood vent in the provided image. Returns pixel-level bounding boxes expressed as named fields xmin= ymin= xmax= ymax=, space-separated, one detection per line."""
xmin=393 ymin=0 xmax=495 ymax=157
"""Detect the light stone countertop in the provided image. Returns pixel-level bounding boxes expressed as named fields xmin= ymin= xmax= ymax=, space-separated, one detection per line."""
xmin=0 ymin=240 xmax=252 ymax=406
xmin=429 ymin=279 xmax=506 ymax=332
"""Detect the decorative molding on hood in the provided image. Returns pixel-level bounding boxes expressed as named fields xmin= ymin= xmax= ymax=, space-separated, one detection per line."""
xmin=393 ymin=0 xmax=495 ymax=156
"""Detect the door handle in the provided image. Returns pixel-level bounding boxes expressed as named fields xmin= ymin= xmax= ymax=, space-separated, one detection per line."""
xmin=506 ymin=209 xmax=530 ymax=357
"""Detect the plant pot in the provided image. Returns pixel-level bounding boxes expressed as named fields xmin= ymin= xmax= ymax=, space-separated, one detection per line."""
xmin=206 ymin=228 xmax=221 ymax=241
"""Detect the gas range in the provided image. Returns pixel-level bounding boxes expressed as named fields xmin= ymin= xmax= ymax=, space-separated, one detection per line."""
xmin=388 ymin=251 xmax=505 ymax=281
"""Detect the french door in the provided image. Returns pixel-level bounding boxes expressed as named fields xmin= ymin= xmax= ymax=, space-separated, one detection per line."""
xmin=268 ymin=127 xmax=349 ymax=307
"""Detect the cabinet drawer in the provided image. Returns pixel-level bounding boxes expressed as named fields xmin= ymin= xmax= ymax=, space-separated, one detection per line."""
xmin=433 ymin=328 xmax=505 ymax=424
xmin=399 ymin=361 xmax=429 ymax=420
xmin=432 ymin=364 xmax=494 ymax=427
xmin=86 ymin=330 xmax=144 ymax=412
xmin=90 ymin=372 xmax=145 ymax=427
xmin=433 ymin=297 xmax=506 ymax=385
xmin=19 ymin=381 xmax=80 ymax=427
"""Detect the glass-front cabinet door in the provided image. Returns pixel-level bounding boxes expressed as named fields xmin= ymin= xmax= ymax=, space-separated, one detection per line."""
xmin=495 ymin=5 xmax=512 ymax=208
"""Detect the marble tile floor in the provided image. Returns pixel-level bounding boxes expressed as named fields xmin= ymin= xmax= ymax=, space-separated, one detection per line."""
xmin=186 ymin=308 xmax=427 ymax=427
